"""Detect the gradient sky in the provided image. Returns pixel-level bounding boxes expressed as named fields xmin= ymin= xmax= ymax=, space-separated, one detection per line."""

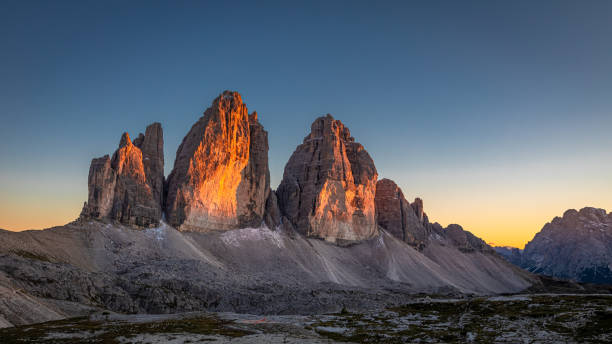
xmin=1 ymin=1 xmax=611 ymax=248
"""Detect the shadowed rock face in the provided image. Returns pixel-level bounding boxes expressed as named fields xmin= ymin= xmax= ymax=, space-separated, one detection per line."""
xmin=443 ymin=224 xmax=492 ymax=253
xmin=374 ymin=178 xmax=495 ymax=253
xmin=375 ymin=178 xmax=428 ymax=249
xmin=165 ymin=91 xmax=272 ymax=232
xmin=521 ymin=207 xmax=612 ymax=284
xmin=80 ymin=125 xmax=164 ymax=228
xmin=133 ymin=123 xmax=164 ymax=207
xmin=277 ymin=114 xmax=378 ymax=244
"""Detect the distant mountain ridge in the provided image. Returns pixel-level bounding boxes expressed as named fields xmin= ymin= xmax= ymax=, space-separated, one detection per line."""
xmin=493 ymin=246 xmax=523 ymax=267
xmin=494 ymin=207 xmax=612 ymax=284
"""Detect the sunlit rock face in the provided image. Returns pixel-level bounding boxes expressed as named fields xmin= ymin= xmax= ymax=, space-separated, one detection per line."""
xmin=80 ymin=126 xmax=163 ymax=228
xmin=165 ymin=91 xmax=271 ymax=232
xmin=375 ymin=178 xmax=428 ymax=249
xmin=277 ymin=114 xmax=378 ymax=244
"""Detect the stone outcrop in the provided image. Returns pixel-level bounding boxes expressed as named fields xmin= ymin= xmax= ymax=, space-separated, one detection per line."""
xmin=443 ymin=224 xmax=491 ymax=253
xmin=411 ymin=198 xmax=425 ymax=223
xmin=277 ymin=114 xmax=378 ymax=243
xmin=375 ymin=178 xmax=428 ymax=248
xmin=80 ymin=124 xmax=164 ymax=228
xmin=132 ymin=123 xmax=164 ymax=206
xmin=165 ymin=91 xmax=272 ymax=232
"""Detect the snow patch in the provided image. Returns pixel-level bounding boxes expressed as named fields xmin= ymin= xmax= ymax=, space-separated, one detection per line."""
xmin=220 ymin=227 xmax=284 ymax=248
xmin=145 ymin=221 xmax=169 ymax=241
xmin=375 ymin=235 xmax=385 ymax=248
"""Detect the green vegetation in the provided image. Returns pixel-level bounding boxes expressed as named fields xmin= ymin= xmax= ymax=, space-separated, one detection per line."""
xmin=0 ymin=315 xmax=253 ymax=343
xmin=310 ymin=295 xmax=612 ymax=343
xmin=1 ymin=295 xmax=610 ymax=343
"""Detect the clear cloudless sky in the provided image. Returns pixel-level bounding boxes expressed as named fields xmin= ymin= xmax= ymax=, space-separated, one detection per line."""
xmin=1 ymin=0 xmax=611 ymax=248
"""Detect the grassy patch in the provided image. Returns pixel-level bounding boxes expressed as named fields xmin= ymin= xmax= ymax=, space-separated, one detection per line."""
xmin=310 ymin=295 xmax=612 ymax=343
xmin=0 ymin=315 xmax=253 ymax=344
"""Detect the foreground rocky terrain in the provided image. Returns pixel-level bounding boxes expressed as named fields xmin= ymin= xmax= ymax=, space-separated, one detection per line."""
xmin=1 ymin=294 xmax=610 ymax=343
xmin=0 ymin=220 xmax=535 ymax=328
xmin=495 ymin=207 xmax=612 ymax=284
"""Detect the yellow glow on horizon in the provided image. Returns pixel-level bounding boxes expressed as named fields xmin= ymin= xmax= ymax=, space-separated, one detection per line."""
xmin=1 ymin=156 xmax=610 ymax=249
xmin=0 ymin=199 xmax=82 ymax=231
xmin=1 ymin=184 xmax=610 ymax=248
xmin=382 ymin=156 xmax=612 ymax=249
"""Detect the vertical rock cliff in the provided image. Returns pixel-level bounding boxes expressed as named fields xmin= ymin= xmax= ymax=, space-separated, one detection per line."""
xmin=80 ymin=123 xmax=164 ymax=228
xmin=277 ymin=114 xmax=378 ymax=243
xmin=133 ymin=123 xmax=165 ymax=207
xmin=375 ymin=178 xmax=428 ymax=248
xmin=165 ymin=91 xmax=272 ymax=232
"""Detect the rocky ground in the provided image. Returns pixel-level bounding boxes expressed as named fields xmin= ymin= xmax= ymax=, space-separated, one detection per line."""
xmin=0 ymin=221 xmax=538 ymax=327
xmin=1 ymin=294 xmax=610 ymax=343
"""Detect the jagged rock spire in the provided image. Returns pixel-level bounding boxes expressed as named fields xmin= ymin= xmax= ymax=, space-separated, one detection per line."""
xmin=80 ymin=123 xmax=164 ymax=228
xmin=165 ymin=91 xmax=274 ymax=231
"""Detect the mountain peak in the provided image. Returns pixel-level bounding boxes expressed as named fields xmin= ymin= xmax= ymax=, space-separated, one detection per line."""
xmin=119 ymin=132 xmax=132 ymax=148
xmin=521 ymin=206 xmax=612 ymax=284
xmin=81 ymin=123 xmax=163 ymax=228
xmin=165 ymin=91 xmax=272 ymax=232
xmin=306 ymin=114 xmax=354 ymax=143
xmin=214 ymin=90 xmax=244 ymax=108
xmin=278 ymin=115 xmax=377 ymax=243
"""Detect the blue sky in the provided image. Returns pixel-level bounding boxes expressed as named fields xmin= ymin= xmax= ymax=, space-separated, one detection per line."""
xmin=1 ymin=0 xmax=611 ymax=247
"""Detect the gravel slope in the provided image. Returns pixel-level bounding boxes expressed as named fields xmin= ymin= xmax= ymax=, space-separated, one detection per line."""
xmin=0 ymin=221 xmax=535 ymax=327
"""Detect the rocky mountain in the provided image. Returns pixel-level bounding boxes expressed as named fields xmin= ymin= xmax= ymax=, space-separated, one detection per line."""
xmin=374 ymin=177 xmax=492 ymax=255
xmin=519 ymin=207 xmax=612 ymax=284
xmin=165 ymin=91 xmax=273 ymax=232
xmin=0 ymin=91 xmax=544 ymax=328
xmin=80 ymin=123 xmax=164 ymax=228
xmin=493 ymin=246 xmax=523 ymax=266
xmin=277 ymin=114 xmax=378 ymax=244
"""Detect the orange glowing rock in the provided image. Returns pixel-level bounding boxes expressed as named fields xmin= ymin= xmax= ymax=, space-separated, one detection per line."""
xmin=80 ymin=125 xmax=164 ymax=228
xmin=165 ymin=91 xmax=273 ymax=232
